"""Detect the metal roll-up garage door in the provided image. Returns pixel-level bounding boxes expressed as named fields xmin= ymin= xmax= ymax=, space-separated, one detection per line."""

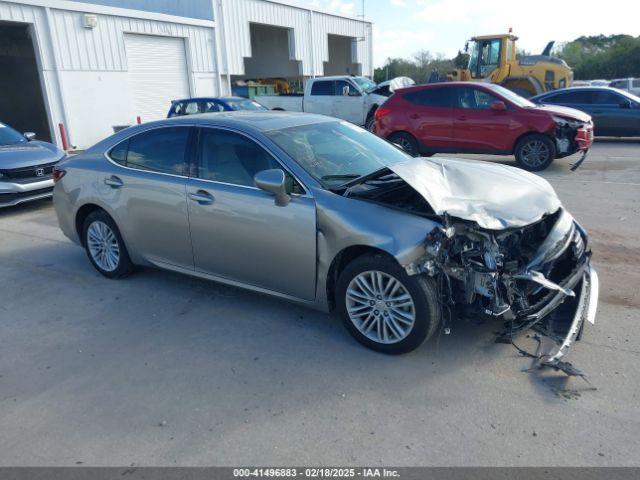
xmin=125 ymin=34 xmax=191 ymax=122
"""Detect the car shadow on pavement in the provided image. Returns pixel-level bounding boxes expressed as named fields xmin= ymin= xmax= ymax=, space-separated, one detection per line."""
xmin=0 ymin=197 xmax=53 ymax=219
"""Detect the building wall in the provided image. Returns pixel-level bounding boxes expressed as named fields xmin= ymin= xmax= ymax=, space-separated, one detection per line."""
xmin=0 ymin=0 xmax=218 ymax=148
xmin=69 ymin=0 xmax=213 ymax=21
xmin=0 ymin=0 xmax=373 ymax=149
xmin=220 ymin=0 xmax=373 ymax=78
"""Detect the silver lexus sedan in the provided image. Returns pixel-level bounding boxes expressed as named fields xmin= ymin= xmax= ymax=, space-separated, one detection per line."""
xmin=53 ymin=112 xmax=598 ymax=363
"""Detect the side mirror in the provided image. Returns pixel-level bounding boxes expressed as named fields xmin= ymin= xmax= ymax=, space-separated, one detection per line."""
xmin=24 ymin=132 xmax=36 ymax=141
xmin=490 ymin=100 xmax=507 ymax=111
xmin=254 ymin=169 xmax=291 ymax=207
xmin=342 ymin=85 xmax=350 ymax=96
xmin=620 ymin=99 xmax=632 ymax=109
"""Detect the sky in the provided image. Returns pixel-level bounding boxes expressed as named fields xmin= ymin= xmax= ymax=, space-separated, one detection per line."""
xmin=301 ymin=0 xmax=640 ymax=67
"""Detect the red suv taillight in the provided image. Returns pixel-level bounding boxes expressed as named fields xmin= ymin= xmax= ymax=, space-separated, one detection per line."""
xmin=52 ymin=166 xmax=66 ymax=184
xmin=374 ymin=107 xmax=391 ymax=121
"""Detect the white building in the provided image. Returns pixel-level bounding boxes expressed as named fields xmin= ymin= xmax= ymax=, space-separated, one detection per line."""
xmin=0 ymin=0 xmax=373 ymax=148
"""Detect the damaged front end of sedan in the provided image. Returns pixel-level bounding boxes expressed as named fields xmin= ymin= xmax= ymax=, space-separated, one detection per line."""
xmin=343 ymin=157 xmax=599 ymax=374
xmin=405 ymin=210 xmax=598 ymax=374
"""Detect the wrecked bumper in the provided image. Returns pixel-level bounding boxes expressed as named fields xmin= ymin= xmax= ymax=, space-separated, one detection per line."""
xmin=575 ymin=124 xmax=594 ymax=151
xmin=539 ymin=264 xmax=598 ymax=365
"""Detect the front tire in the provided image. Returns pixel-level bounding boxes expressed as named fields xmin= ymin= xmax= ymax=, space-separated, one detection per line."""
xmin=336 ymin=253 xmax=440 ymax=354
xmin=83 ymin=210 xmax=134 ymax=279
xmin=515 ymin=134 xmax=556 ymax=171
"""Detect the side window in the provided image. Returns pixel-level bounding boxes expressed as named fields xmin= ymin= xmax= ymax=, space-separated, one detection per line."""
xmin=184 ymin=101 xmax=200 ymax=115
xmin=479 ymin=38 xmax=501 ymax=76
xmin=197 ymin=129 xmax=281 ymax=187
xmin=197 ymin=129 xmax=304 ymax=194
xmin=334 ymin=80 xmax=358 ymax=96
xmin=588 ymin=91 xmax=623 ymax=105
xmin=311 ymin=81 xmax=334 ymax=96
xmin=109 ymin=139 xmax=128 ymax=166
xmin=459 ymin=88 xmax=499 ymax=109
xmin=549 ymin=91 xmax=588 ymax=104
xmin=204 ymin=101 xmax=224 ymax=113
xmin=124 ymin=127 xmax=190 ymax=175
xmin=403 ymin=87 xmax=457 ymax=107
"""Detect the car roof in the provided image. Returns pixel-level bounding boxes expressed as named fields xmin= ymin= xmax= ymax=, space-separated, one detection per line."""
xmin=141 ymin=111 xmax=335 ymax=133
xmin=532 ymin=86 xmax=623 ymax=98
xmin=396 ymin=81 xmax=500 ymax=93
xmin=311 ymin=75 xmax=365 ymax=81
xmin=171 ymin=96 xmax=251 ymax=103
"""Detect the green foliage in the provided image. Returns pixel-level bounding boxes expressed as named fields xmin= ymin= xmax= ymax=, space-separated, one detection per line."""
xmin=555 ymin=35 xmax=640 ymax=80
xmin=374 ymin=50 xmax=456 ymax=83
xmin=373 ymin=35 xmax=640 ymax=84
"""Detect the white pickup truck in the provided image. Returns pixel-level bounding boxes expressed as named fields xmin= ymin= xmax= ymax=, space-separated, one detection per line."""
xmin=256 ymin=76 xmax=414 ymax=130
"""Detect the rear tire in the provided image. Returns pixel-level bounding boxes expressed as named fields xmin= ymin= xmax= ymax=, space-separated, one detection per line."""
xmin=515 ymin=134 xmax=556 ymax=171
xmin=336 ymin=253 xmax=440 ymax=354
xmin=388 ymin=132 xmax=420 ymax=157
xmin=82 ymin=210 xmax=134 ymax=279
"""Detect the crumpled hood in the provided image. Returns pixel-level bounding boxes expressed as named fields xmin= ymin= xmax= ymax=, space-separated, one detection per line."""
xmin=531 ymin=104 xmax=592 ymax=123
xmin=387 ymin=157 xmax=561 ymax=230
xmin=0 ymin=141 xmax=64 ymax=170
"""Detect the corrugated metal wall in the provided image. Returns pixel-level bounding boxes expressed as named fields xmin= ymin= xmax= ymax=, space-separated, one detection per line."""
xmin=48 ymin=9 xmax=216 ymax=72
xmin=220 ymin=0 xmax=372 ymax=77
xmin=0 ymin=2 xmax=216 ymax=73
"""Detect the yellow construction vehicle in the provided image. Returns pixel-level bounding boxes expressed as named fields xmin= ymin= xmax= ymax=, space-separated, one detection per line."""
xmin=447 ymin=33 xmax=573 ymax=97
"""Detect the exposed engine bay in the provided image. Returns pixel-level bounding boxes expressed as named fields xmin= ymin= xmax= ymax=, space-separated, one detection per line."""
xmin=342 ymin=163 xmax=598 ymax=376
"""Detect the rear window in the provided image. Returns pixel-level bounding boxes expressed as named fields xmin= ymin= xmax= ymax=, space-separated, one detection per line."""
xmin=311 ymin=81 xmax=334 ymax=96
xmin=402 ymin=87 xmax=457 ymax=107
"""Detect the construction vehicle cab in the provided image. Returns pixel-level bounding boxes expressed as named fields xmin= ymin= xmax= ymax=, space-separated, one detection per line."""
xmin=448 ymin=33 xmax=573 ymax=98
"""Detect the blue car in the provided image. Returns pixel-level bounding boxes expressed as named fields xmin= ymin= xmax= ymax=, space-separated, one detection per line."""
xmin=531 ymin=87 xmax=640 ymax=137
xmin=167 ymin=97 xmax=268 ymax=118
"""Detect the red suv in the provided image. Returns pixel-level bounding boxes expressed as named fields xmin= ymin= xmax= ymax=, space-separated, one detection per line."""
xmin=374 ymin=82 xmax=594 ymax=171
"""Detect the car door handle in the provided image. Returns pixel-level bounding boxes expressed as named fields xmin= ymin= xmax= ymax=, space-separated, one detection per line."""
xmin=457 ymin=116 xmax=468 ymax=121
xmin=409 ymin=113 xmax=420 ymax=119
xmin=104 ymin=176 xmax=123 ymax=188
xmin=188 ymin=190 xmax=214 ymax=205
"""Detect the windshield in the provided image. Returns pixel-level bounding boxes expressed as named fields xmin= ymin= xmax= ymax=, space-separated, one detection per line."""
xmin=351 ymin=76 xmax=377 ymax=92
xmin=0 ymin=123 xmax=27 ymax=146
xmin=225 ymin=99 xmax=268 ymax=111
xmin=487 ymin=84 xmax=536 ymax=107
xmin=266 ymin=121 xmax=410 ymax=187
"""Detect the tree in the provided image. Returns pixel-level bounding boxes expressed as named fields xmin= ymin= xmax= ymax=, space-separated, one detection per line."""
xmin=374 ymin=50 xmax=455 ymax=84
xmin=556 ymin=34 xmax=640 ymax=79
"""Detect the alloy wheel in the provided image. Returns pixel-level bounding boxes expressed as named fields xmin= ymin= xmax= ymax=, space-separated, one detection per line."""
xmin=87 ymin=221 xmax=120 ymax=272
xmin=521 ymin=140 xmax=550 ymax=168
xmin=345 ymin=270 xmax=416 ymax=344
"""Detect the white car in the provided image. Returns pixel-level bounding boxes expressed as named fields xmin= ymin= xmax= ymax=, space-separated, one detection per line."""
xmin=257 ymin=76 xmax=414 ymax=130
xmin=609 ymin=78 xmax=640 ymax=97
